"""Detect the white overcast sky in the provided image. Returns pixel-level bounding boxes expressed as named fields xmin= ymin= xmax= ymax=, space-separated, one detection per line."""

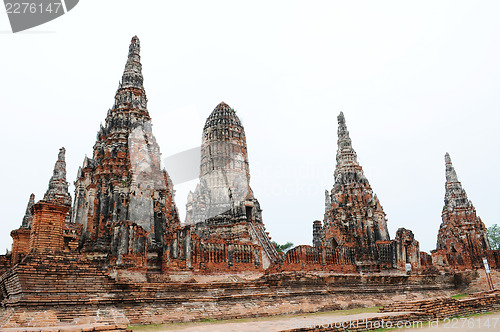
xmin=1 ymin=1 xmax=499 ymax=253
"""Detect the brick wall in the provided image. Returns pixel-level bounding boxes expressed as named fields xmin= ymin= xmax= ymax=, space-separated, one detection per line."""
xmin=0 ymin=253 xmax=460 ymax=328
xmin=0 ymin=255 xmax=11 ymax=279
xmin=29 ymin=202 xmax=70 ymax=253
xmin=380 ymin=290 xmax=500 ymax=319
xmin=10 ymin=228 xmax=30 ymax=265
xmin=278 ymin=246 xmax=357 ymax=272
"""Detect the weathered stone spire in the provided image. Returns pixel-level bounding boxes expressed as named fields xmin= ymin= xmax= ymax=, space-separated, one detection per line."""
xmin=72 ymin=37 xmax=180 ymax=264
xmin=436 ymin=152 xmax=491 ymax=262
xmin=444 ymin=152 xmax=470 ymax=209
xmin=445 ymin=152 xmax=459 ymax=183
xmin=42 ymin=148 xmax=72 ymax=206
xmin=12 ymin=194 xmax=34 ymax=263
xmin=334 ymin=112 xmax=367 ymax=187
xmin=21 ymin=194 xmax=35 ymax=228
xmin=111 ymin=35 xmax=148 ymax=115
xmin=336 ymin=112 xmax=358 ymax=166
xmin=121 ymin=36 xmax=144 ymax=90
xmin=321 ymin=112 xmax=390 ymax=257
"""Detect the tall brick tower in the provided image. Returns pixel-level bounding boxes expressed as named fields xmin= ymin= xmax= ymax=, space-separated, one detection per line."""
xmin=320 ymin=112 xmax=390 ymax=262
xmin=434 ymin=153 xmax=490 ymax=268
xmin=186 ymin=102 xmax=279 ymax=268
xmin=186 ymin=102 xmax=255 ymax=224
xmin=72 ymin=36 xmax=179 ymax=265
xmin=29 ymin=148 xmax=72 ymax=253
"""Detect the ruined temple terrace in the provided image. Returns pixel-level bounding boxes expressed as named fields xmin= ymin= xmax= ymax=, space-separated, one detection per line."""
xmin=0 ymin=36 xmax=498 ymax=330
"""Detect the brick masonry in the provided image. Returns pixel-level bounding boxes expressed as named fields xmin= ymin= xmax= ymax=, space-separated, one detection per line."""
xmin=0 ymin=253 xmax=460 ymax=327
xmin=1 ymin=35 xmax=499 ymax=329
xmin=380 ymin=290 xmax=500 ymax=320
xmin=432 ymin=153 xmax=494 ymax=270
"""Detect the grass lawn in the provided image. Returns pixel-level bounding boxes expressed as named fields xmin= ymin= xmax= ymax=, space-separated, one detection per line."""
xmin=451 ymin=293 xmax=469 ymax=300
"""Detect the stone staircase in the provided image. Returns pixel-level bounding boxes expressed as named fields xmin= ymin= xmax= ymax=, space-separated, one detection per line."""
xmin=249 ymin=222 xmax=280 ymax=263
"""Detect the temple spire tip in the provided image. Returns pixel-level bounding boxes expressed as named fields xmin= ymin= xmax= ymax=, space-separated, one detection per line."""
xmin=216 ymin=101 xmax=230 ymax=109
xmin=110 ymin=35 xmax=147 ymax=112
xmin=338 ymin=112 xmax=345 ymax=124
xmin=58 ymin=147 xmax=66 ymax=161
xmin=42 ymin=147 xmax=72 ymax=206
xmin=21 ymin=193 xmax=35 ymax=228
xmin=334 ymin=112 xmax=361 ymax=181
xmin=445 ymin=152 xmax=451 ymax=164
xmin=445 ymin=152 xmax=459 ymax=184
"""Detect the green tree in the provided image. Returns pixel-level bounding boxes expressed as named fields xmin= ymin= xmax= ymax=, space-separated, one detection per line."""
xmin=488 ymin=224 xmax=500 ymax=250
xmin=272 ymin=241 xmax=294 ymax=254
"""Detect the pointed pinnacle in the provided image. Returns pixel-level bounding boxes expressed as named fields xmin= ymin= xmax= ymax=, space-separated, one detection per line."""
xmin=443 ymin=152 xmax=472 ymax=210
xmin=338 ymin=111 xmax=345 ymax=124
xmin=215 ymin=101 xmax=231 ymax=110
xmin=120 ymin=35 xmax=144 ymax=90
xmin=445 ymin=152 xmax=459 ymax=184
xmin=445 ymin=152 xmax=452 ymax=165
xmin=109 ymin=36 xmax=148 ymax=115
xmin=21 ymin=193 xmax=35 ymax=228
xmin=128 ymin=36 xmax=140 ymax=59
xmin=334 ymin=112 xmax=361 ymax=180
xmin=336 ymin=111 xmax=351 ymax=147
xmin=42 ymin=147 xmax=72 ymax=206
xmin=337 ymin=112 xmax=348 ymax=138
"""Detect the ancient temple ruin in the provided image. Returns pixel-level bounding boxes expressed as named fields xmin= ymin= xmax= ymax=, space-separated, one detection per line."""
xmin=9 ymin=149 xmax=75 ymax=266
xmin=186 ymin=102 xmax=279 ymax=269
xmin=275 ymin=112 xmax=421 ymax=272
xmin=0 ymin=35 xmax=499 ymax=329
xmin=432 ymin=153 xmax=492 ymax=269
xmin=320 ymin=112 xmax=391 ymax=262
xmin=71 ymin=36 xmax=180 ymax=268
